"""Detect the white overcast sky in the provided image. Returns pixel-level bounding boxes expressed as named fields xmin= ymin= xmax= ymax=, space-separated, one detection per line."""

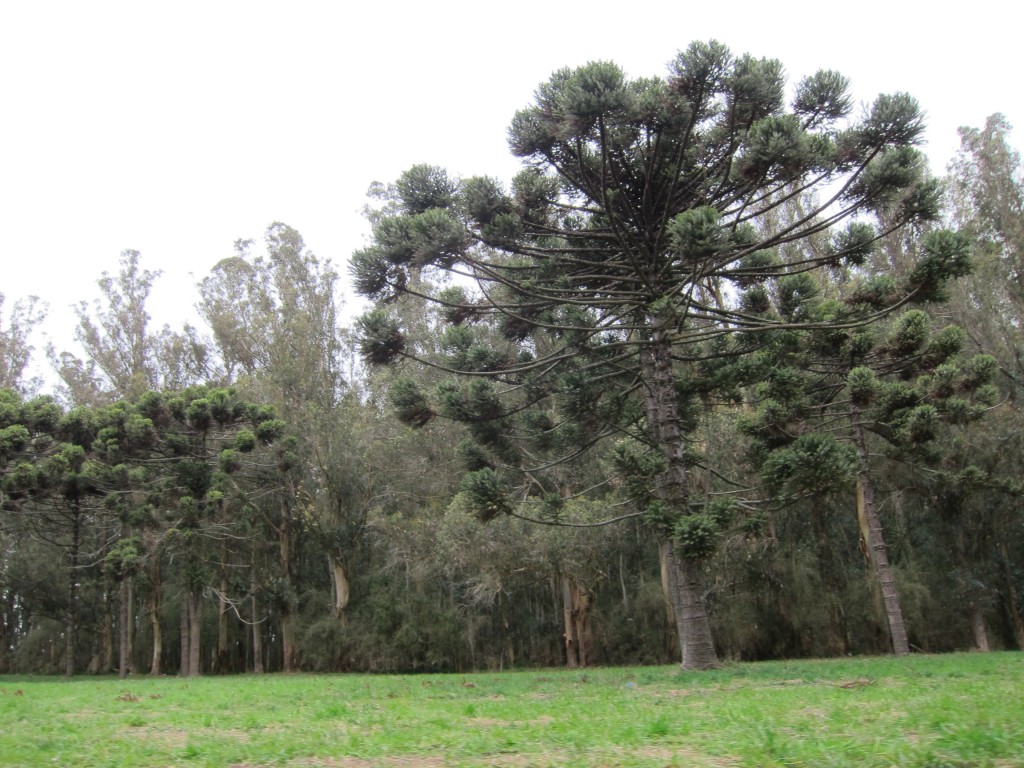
xmin=1 ymin=0 xmax=1020 ymax=376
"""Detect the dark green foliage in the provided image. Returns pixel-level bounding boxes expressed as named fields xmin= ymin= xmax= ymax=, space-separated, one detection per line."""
xmin=460 ymin=468 xmax=512 ymax=522
xmin=906 ymin=230 xmax=973 ymax=301
xmin=390 ymin=378 xmax=435 ymax=427
xmin=356 ymin=309 xmax=406 ymax=364
xmin=760 ymin=433 xmax=858 ymax=495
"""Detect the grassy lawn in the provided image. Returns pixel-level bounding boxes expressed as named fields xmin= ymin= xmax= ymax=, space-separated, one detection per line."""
xmin=0 ymin=652 xmax=1020 ymax=767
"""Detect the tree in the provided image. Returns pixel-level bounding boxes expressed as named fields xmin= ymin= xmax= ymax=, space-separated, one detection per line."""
xmin=947 ymin=114 xmax=1024 ymax=394
xmin=352 ymin=42 xmax=963 ymax=669
xmin=942 ymin=115 xmax=1024 ymax=648
xmin=65 ymin=250 xmax=210 ymax=405
xmin=199 ymin=223 xmax=370 ymax=671
xmin=745 ymin=302 xmax=996 ymax=655
xmin=0 ymin=294 xmax=46 ymax=394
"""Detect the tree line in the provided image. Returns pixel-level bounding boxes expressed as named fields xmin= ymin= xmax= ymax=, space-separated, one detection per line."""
xmin=1 ymin=43 xmax=1022 ymax=675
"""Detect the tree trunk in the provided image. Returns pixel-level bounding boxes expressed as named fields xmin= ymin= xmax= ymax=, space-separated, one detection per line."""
xmin=667 ymin=542 xmax=719 ymax=669
xmin=217 ymin=544 xmax=230 ymax=673
xmin=657 ymin=542 xmax=679 ymax=658
xmin=250 ymin=548 xmax=264 ymax=674
xmin=0 ymin=587 xmax=9 ymax=673
xmin=560 ymin=573 xmax=578 ymax=668
xmin=329 ymin=555 xmax=350 ymax=626
xmin=188 ymin=589 xmax=202 ymax=676
xmin=570 ymin=579 xmax=591 ymax=667
xmin=179 ymin=593 xmax=189 ymax=676
xmin=118 ymin=579 xmax=130 ymax=679
xmin=644 ymin=333 xmax=719 ymax=670
xmin=101 ymin=586 xmax=114 ymax=673
xmin=149 ymin=554 xmax=162 ymax=676
xmin=852 ymin=413 xmax=910 ymax=656
xmin=971 ymin=604 xmax=991 ymax=651
xmin=251 ymin=593 xmax=264 ymax=674
xmin=64 ymin=503 xmax=81 ymax=677
xmin=279 ymin=501 xmax=297 ymax=672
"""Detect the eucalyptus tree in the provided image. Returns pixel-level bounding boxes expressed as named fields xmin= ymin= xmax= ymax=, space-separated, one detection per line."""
xmin=351 ymin=41 xmax=967 ymax=668
xmin=199 ymin=223 xmax=363 ymax=666
xmin=0 ymin=294 xmax=45 ymax=394
xmin=65 ymin=250 xmax=210 ymax=405
xmin=947 ymin=114 xmax=1024 ymax=393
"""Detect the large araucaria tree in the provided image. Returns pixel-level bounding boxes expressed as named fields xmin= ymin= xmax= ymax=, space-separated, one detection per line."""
xmin=351 ymin=41 xmax=970 ymax=669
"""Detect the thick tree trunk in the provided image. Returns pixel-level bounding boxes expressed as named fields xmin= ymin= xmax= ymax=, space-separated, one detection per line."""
xmin=852 ymin=413 xmax=909 ymax=656
xmin=644 ymin=333 xmax=719 ymax=670
xmin=188 ymin=589 xmax=202 ymax=676
xmin=64 ymin=503 xmax=81 ymax=677
xmin=667 ymin=542 xmax=719 ymax=669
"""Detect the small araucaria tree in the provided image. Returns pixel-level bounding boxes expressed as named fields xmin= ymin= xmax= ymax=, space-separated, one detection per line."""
xmin=351 ymin=41 xmax=969 ymax=669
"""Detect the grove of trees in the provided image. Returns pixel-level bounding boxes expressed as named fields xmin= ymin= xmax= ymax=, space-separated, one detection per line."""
xmin=1 ymin=44 xmax=1022 ymax=675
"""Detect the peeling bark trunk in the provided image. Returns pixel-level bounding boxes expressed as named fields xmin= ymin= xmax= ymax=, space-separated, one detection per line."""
xmin=657 ymin=542 xmax=679 ymax=658
xmin=560 ymin=574 xmax=578 ymax=668
xmin=971 ymin=604 xmax=991 ymax=651
xmin=852 ymin=412 xmax=909 ymax=656
xmin=570 ymin=579 xmax=591 ymax=667
xmin=329 ymin=555 xmax=350 ymax=626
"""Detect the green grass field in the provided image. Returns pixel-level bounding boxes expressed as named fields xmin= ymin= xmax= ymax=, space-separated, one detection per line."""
xmin=1 ymin=652 xmax=1020 ymax=767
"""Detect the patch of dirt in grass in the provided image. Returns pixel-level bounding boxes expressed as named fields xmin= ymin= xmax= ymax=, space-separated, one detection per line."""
xmin=234 ymin=745 xmax=738 ymax=768
xmin=282 ymin=744 xmax=737 ymax=768
xmin=466 ymin=715 xmax=555 ymax=728
xmin=122 ymin=726 xmax=190 ymax=749
xmin=125 ymin=726 xmax=252 ymax=748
